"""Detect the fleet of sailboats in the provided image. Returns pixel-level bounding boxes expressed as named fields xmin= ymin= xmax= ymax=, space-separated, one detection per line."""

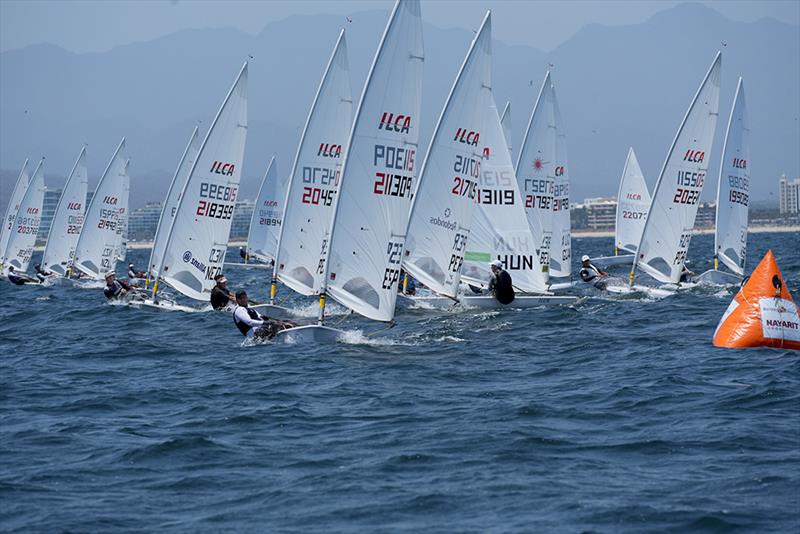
xmin=2 ymin=0 xmax=763 ymax=344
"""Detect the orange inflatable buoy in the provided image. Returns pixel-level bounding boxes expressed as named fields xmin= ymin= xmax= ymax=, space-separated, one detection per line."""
xmin=713 ymin=250 xmax=800 ymax=350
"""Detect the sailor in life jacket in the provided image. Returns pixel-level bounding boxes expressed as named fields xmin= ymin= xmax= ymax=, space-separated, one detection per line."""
xmin=232 ymin=290 xmax=296 ymax=340
xmin=6 ymin=265 xmax=38 ymax=285
xmin=579 ymin=255 xmax=608 ymax=289
xmin=103 ymin=271 xmax=133 ymax=300
xmin=488 ymin=259 xmax=515 ymax=305
xmin=127 ymin=263 xmax=146 ymax=279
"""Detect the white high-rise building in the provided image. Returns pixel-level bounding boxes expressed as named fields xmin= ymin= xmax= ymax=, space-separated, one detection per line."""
xmin=778 ymin=174 xmax=800 ymax=215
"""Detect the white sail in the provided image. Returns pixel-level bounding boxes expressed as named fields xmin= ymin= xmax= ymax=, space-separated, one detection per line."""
xmin=500 ymin=101 xmax=512 ymax=156
xmin=615 ymin=147 xmax=650 ymax=255
xmin=714 ymin=77 xmax=749 ymax=276
xmin=462 ymin=97 xmax=547 ymax=293
xmin=73 ymin=138 xmax=129 ymax=279
xmin=247 ymin=156 xmax=285 ymax=263
xmin=403 ymin=11 xmax=492 ymax=298
xmin=112 ymin=159 xmax=131 ymax=266
xmin=41 ymin=146 xmax=89 ymax=276
xmin=550 ymin=89 xmax=571 ymax=277
xmin=2 ymin=159 xmax=45 ymax=272
xmin=158 ymin=63 xmax=248 ymax=301
xmin=321 ymin=0 xmax=424 ymax=322
xmin=0 ymin=159 xmax=29 ymax=263
xmin=516 ymin=72 xmax=557 ymax=281
xmin=148 ymin=126 xmax=200 ymax=279
xmin=632 ymin=52 xmax=721 ymax=284
xmin=274 ymin=29 xmax=354 ymax=297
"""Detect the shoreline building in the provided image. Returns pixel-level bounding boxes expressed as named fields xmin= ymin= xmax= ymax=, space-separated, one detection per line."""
xmin=779 ymin=174 xmax=799 ymax=215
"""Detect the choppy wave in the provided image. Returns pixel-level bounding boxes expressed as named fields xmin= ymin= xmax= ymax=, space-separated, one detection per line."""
xmin=1 ymin=233 xmax=798 ymax=532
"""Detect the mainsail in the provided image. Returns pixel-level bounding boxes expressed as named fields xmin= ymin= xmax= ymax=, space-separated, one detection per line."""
xmin=247 ymin=156 xmax=285 ymax=263
xmin=320 ymin=0 xmax=424 ymax=322
xmin=0 ymin=159 xmax=29 ymax=263
xmin=500 ymin=101 xmax=512 ymax=156
xmin=404 ymin=11 xmax=492 ymax=298
xmin=73 ymin=138 xmax=129 ymax=279
xmin=516 ymin=72 xmax=557 ymax=281
xmin=462 ymin=97 xmax=547 ymax=293
xmin=274 ymin=29 xmax=354 ymax=297
xmin=615 ymin=147 xmax=650 ymax=255
xmin=550 ymin=89 xmax=571 ymax=277
xmin=632 ymin=52 xmax=721 ymax=284
xmin=2 ymin=158 xmax=45 ymax=272
xmin=157 ymin=62 xmax=248 ymax=301
xmin=148 ymin=126 xmax=200 ymax=280
xmin=713 ymin=77 xmax=749 ymax=276
xmin=41 ymin=146 xmax=89 ymax=276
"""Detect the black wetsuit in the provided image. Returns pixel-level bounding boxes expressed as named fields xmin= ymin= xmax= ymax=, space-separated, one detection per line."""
xmin=210 ymin=286 xmax=231 ymax=310
xmin=580 ymin=263 xmax=607 ymax=289
xmin=8 ymin=273 xmax=29 ymax=285
xmin=104 ymin=280 xmax=127 ymax=299
xmin=489 ymin=269 xmax=515 ymax=305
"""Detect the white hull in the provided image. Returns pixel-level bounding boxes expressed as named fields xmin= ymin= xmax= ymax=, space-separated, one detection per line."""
xmin=397 ymin=293 xmax=578 ymax=309
xmin=274 ymin=324 xmax=344 ymax=343
xmin=129 ymin=298 xmax=208 ymax=313
xmin=604 ymin=284 xmax=674 ymax=299
xmin=250 ymin=303 xmax=297 ymax=317
xmin=592 ymin=254 xmax=635 ymax=266
xmin=694 ymin=269 xmax=742 ymax=286
xmin=224 ymin=262 xmax=272 ymax=269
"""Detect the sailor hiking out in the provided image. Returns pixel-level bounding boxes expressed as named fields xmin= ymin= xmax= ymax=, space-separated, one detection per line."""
xmin=489 ymin=259 xmax=515 ymax=305
xmin=579 ymin=255 xmax=609 ymax=289
xmin=233 ymin=290 xmax=296 ymax=340
xmin=103 ymin=271 xmax=133 ymax=300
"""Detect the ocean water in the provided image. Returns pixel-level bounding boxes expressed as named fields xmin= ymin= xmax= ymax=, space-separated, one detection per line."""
xmin=1 ymin=232 xmax=798 ymax=533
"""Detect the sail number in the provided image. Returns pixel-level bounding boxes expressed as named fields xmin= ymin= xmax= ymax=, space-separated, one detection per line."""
xmin=525 ymin=194 xmax=552 ymax=209
xmin=673 ymin=232 xmax=692 ymax=265
xmin=301 ymin=187 xmax=334 ymax=206
xmin=673 ymin=188 xmax=700 ymax=205
xmin=451 ymin=176 xmax=477 ymax=199
xmin=381 ymin=241 xmax=404 ymax=289
xmin=729 ymin=190 xmax=749 ymax=206
xmin=622 ymin=210 xmax=646 ymax=219
xmin=448 ymin=232 xmax=468 ymax=273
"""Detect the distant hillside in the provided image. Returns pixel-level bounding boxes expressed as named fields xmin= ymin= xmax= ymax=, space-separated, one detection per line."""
xmin=1 ymin=2 xmax=797 ymax=209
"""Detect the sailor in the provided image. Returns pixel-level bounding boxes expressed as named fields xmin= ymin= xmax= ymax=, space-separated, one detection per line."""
xmin=488 ymin=259 xmax=515 ymax=305
xmin=7 ymin=266 xmax=38 ymax=285
xmin=679 ymin=265 xmax=695 ymax=284
xmin=210 ymin=274 xmax=235 ymax=310
xmin=127 ymin=263 xmax=145 ymax=279
xmin=239 ymin=247 xmax=248 ymax=262
xmin=103 ymin=271 xmax=132 ymax=300
xmin=398 ymin=269 xmax=417 ymax=296
xmin=233 ymin=290 xmax=296 ymax=340
xmin=579 ymin=255 xmax=608 ymax=289
xmin=34 ymin=263 xmax=52 ymax=282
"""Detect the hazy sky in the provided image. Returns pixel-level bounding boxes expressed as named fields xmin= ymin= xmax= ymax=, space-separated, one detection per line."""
xmin=2 ymin=0 xmax=798 ymax=54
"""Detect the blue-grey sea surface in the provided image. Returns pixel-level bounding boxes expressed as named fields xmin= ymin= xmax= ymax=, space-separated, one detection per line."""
xmin=1 ymin=232 xmax=798 ymax=532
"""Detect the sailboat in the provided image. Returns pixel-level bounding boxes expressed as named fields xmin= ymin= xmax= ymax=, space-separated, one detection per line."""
xmin=73 ymin=138 xmax=129 ymax=280
xmin=458 ymin=97 xmax=577 ymax=308
xmin=696 ymin=77 xmax=749 ymax=285
xmin=1 ymin=158 xmax=45 ymax=275
xmin=235 ymin=155 xmax=286 ymax=268
xmin=593 ymin=147 xmax=650 ymax=266
xmin=276 ymin=0 xmax=423 ymax=342
xmin=516 ymin=72 xmax=558 ymax=283
xmin=147 ymin=62 xmax=248 ymax=307
xmin=550 ymin=88 xmax=572 ymax=280
xmin=402 ymin=10 xmax=493 ymax=304
xmin=500 ymin=101 xmax=512 ymax=156
xmin=40 ymin=146 xmax=89 ymax=277
xmin=626 ymin=52 xmax=722 ymax=292
xmin=0 ymin=159 xmax=30 ymax=272
xmin=269 ymin=29 xmax=353 ymax=316
xmin=146 ymin=126 xmax=201 ymax=286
